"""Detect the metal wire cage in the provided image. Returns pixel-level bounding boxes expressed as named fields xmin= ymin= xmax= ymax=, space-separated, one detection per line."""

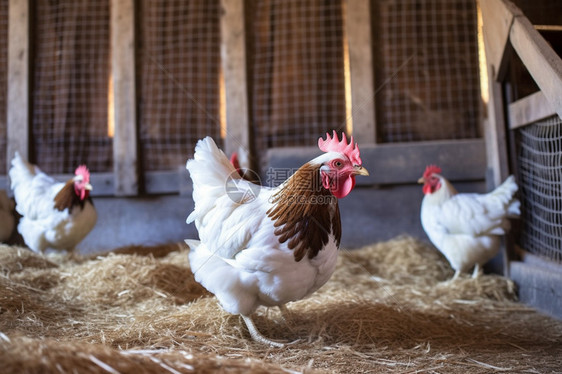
xmin=31 ymin=0 xmax=112 ymax=174
xmin=248 ymin=0 xmax=347 ymax=165
xmin=373 ymin=0 xmax=482 ymax=143
xmin=515 ymin=116 xmax=562 ymax=263
xmin=137 ymin=0 xmax=222 ymax=172
xmin=1 ymin=0 xmax=485 ymax=192
xmin=505 ymin=0 xmax=562 ymax=263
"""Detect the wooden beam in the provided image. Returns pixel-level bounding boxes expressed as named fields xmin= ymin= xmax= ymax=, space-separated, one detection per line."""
xmin=266 ymin=139 xmax=486 ymax=186
xmin=111 ymin=0 xmax=138 ymax=196
xmin=510 ymin=255 xmax=562 ymax=320
xmin=508 ymin=91 xmax=556 ymax=130
xmin=510 ymin=15 xmax=562 ymax=121
xmin=0 ymin=176 xmax=8 ymax=191
xmin=344 ymin=0 xmax=376 ymax=143
xmin=479 ymin=0 xmax=522 ymax=81
xmin=484 ymin=64 xmax=511 ymax=187
xmin=7 ymin=0 xmax=30 ymax=172
xmin=534 ymin=25 xmax=562 ymax=32
xmin=220 ymin=0 xmax=250 ymax=158
xmin=144 ymin=169 xmax=192 ymax=195
xmin=49 ymin=173 xmax=115 ymax=196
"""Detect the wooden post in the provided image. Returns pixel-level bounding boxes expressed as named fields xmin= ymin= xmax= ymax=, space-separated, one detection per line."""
xmin=484 ymin=63 xmax=510 ymax=189
xmin=220 ymin=0 xmax=250 ymax=158
xmin=344 ymin=0 xmax=376 ymax=143
xmin=7 ymin=0 xmax=30 ymax=171
xmin=111 ymin=0 xmax=138 ymax=196
xmin=479 ymin=0 xmax=522 ymax=81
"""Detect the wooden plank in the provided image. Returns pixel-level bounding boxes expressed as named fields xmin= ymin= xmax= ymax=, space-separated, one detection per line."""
xmin=220 ymin=0 xmax=250 ymax=159
xmin=508 ymin=91 xmax=556 ymax=130
xmin=510 ymin=16 xmax=562 ymax=121
xmin=484 ymin=68 xmax=511 ymax=187
xmin=486 ymin=75 xmax=509 ymax=187
xmin=2 ymin=171 xmax=113 ymax=196
xmin=534 ymin=25 xmax=562 ymax=32
xmin=111 ymin=0 xmax=138 ymax=196
xmin=480 ymin=0 xmax=522 ymax=81
xmin=266 ymin=139 xmax=486 ymax=186
xmin=344 ymin=0 xmax=376 ymax=142
xmin=144 ymin=170 xmax=180 ymax=195
xmin=7 ymin=0 xmax=30 ymax=171
xmin=143 ymin=169 xmax=193 ymax=195
xmin=0 ymin=175 xmax=8 ymax=191
xmin=49 ymin=173 xmax=115 ymax=196
xmin=510 ymin=259 xmax=562 ymax=320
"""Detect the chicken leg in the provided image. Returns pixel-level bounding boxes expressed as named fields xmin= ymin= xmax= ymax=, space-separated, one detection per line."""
xmin=241 ymin=314 xmax=285 ymax=348
xmin=471 ymin=263 xmax=483 ymax=278
xmin=450 ymin=270 xmax=461 ymax=282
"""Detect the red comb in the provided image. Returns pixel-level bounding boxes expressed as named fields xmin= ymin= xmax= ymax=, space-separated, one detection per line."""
xmin=423 ymin=165 xmax=442 ymax=179
xmin=318 ymin=130 xmax=362 ymax=165
xmin=74 ymin=165 xmax=90 ymax=183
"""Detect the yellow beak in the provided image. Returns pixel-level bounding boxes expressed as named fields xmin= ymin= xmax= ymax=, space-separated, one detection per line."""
xmin=417 ymin=177 xmax=425 ymax=184
xmin=85 ymin=183 xmax=93 ymax=191
xmin=353 ymin=165 xmax=369 ymax=176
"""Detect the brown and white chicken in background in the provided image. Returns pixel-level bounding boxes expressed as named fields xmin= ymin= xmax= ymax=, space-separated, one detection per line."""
xmin=418 ymin=165 xmax=520 ymax=281
xmin=0 ymin=189 xmax=15 ymax=242
xmin=9 ymin=152 xmax=97 ymax=254
xmin=186 ymin=131 xmax=369 ymax=346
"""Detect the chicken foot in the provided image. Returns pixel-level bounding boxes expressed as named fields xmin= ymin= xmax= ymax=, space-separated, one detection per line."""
xmin=241 ymin=314 xmax=286 ymax=348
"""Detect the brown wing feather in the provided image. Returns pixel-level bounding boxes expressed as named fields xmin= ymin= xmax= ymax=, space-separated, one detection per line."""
xmin=267 ymin=163 xmax=341 ymax=262
xmin=54 ymin=179 xmax=86 ymax=212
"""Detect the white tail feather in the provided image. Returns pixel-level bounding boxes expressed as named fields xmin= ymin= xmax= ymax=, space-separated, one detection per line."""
xmin=185 ymin=137 xmax=237 ymax=223
xmin=9 ymin=152 xmax=43 ymax=217
xmin=490 ymin=175 xmax=520 ymax=217
xmin=9 ymin=152 xmax=37 ymax=190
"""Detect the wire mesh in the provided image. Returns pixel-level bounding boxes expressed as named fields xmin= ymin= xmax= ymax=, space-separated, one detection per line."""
xmin=249 ymin=0 xmax=346 ymax=166
xmin=373 ymin=0 xmax=481 ymax=143
xmin=137 ymin=0 xmax=221 ymax=172
xmin=515 ymin=116 xmax=562 ymax=263
xmin=31 ymin=0 xmax=112 ymax=174
xmin=0 ymin=0 xmax=7 ymax=175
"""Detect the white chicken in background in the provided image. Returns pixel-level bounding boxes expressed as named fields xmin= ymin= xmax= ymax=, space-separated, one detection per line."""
xmin=9 ymin=152 xmax=97 ymax=254
xmin=229 ymin=146 xmax=250 ymax=175
xmin=229 ymin=146 xmax=260 ymax=184
xmin=186 ymin=131 xmax=369 ymax=346
xmin=0 ymin=189 xmax=15 ymax=242
xmin=419 ymin=165 xmax=520 ymax=281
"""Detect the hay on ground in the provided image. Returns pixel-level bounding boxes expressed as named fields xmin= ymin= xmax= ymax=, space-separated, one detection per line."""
xmin=1 ymin=237 xmax=561 ymax=373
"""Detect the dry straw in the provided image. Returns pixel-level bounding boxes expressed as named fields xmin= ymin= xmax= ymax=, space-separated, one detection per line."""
xmin=1 ymin=236 xmax=561 ymax=373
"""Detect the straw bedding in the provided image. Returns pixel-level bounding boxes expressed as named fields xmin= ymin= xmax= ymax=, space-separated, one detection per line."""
xmin=1 ymin=236 xmax=561 ymax=373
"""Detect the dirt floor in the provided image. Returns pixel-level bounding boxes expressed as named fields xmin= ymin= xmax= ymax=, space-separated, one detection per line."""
xmin=1 ymin=236 xmax=561 ymax=373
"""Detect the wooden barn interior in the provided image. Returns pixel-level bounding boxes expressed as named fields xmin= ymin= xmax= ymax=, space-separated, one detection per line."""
xmin=1 ymin=0 xmax=562 ymax=372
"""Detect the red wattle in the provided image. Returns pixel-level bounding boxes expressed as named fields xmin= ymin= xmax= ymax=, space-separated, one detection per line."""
xmin=332 ymin=175 xmax=355 ymax=199
xmin=423 ymin=181 xmax=441 ymax=195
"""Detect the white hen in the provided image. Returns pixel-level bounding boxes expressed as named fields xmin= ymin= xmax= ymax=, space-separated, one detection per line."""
xmin=0 ymin=189 xmax=15 ymax=242
xmin=186 ymin=132 xmax=368 ymax=346
xmin=9 ymin=152 xmax=97 ymax=253
xmin=419 ymin=165 xmax=520 ymax=280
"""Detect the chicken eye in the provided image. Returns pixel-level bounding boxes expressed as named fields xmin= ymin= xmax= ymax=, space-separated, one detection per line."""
xmin=334 ymin=160 xmax=343 ymax=168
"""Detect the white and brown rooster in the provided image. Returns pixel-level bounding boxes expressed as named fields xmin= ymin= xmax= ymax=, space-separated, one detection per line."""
xmin=186 ymin=131 xmax=369 ymax=346
xmin=9 ymin=152 xmax=97 ymax=253
xmin=418 ymin=165 xmax=520 ymax=281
